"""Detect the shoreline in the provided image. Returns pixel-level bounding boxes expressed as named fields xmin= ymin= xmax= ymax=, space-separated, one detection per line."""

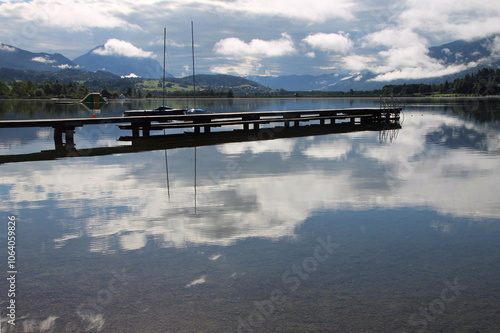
xmin=0 ymin=95 xmax=499 ymax=102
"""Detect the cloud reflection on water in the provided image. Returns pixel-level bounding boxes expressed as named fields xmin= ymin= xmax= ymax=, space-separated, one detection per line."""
xmin=1 ymin=110 xmax=499 ymax=253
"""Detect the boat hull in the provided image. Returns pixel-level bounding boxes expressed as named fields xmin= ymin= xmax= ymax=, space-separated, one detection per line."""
xmin=123 ymin=109 xmax=187 ymax=117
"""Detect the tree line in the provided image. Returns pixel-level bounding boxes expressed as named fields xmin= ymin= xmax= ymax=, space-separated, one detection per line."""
xmin=0 ymin=80 xmax=91 ymax=99
xmin=378 ymin=68 xmax=500 ymax=96
xmin=1 ymin=68 xmax=499 ymax=99
xmin=0 ymin=78 xmax=237 ymax=99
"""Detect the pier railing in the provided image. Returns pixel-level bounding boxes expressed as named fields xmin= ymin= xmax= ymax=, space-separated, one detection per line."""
xmin=380 ymin=95 xmax=401 ymax=111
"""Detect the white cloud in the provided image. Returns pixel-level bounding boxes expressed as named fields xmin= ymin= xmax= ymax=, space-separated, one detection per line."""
xmin=213 ymin=33 xmax=296 ymax=58
xmin=0 ymin=0 xmax=498 ymax=77
xmin=303 ymin=32 xmax=354 ymax=54
xmin=93 ymin=39 xmax=156 ymax=58
xmin=218 ymin=139 xmax=295 ymax=156
xmin=303 ymin=140 xmax=351 ymax=160
xmin=55 ymin=64 xmax=80 ymax=69
xmin=0 ymin=44 xmax=15 ymax=52
xmin=213 ymin=0 xmax=357 ymax=22
xmin=212 ymin=33 xmax=296 ymax=75
xmin=209 ymin=61 xmax=265 ymax=76
xmin=0 ymin=0 xmax=140 ymax=32
xmin=362 ymin=28 xmax=427 ymax=49
xmin=348 ymin=27 xmax=484 ymax=81
xmin=342 ymin=55 xmax=376 ymax=72
xmin=121 ymin=73 xmax=140 ymax=78
xmin=31 ymin=56 xmax=56 ymax=64
xmin=370 ymin=63 xmax=472 ymax=82
xmin=367 ymin=42 xmax=478 ymax=81
xmin=488 ymin=36 xmax=500 ymax=61
xmin=398 ymin=0 xmax=500 ymax=41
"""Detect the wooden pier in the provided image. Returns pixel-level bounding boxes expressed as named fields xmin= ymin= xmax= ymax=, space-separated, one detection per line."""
xmin=0 ymin=107 xmax=401 ymax=148
xmin=0 ymin=121 xmax=401 ymax=164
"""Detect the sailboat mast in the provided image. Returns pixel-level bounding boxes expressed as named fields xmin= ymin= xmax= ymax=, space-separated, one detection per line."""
xmin=163 ymin=26 xmax=166 ymax=107
xmin=191 ymin=21 xmax=196 ymax=109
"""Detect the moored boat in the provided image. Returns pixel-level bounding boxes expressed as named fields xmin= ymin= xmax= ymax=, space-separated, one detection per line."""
xmin=123 ymin=106 xmax=186 ymax=117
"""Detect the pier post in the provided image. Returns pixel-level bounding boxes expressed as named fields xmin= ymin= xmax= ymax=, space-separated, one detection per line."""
xmin=53 ymin=126 xmax=75 ymax=146
xmin=140 ymin=122 xmax=151 ymax=137
xmin=53 ymin=127 xmax=64 ymax=146
xmin=132 ymin=126 xmax=140 ymax=138
xmin=65 ymin=127 xmax=75 ymax=147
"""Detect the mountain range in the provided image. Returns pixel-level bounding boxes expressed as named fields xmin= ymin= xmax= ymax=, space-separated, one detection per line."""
xmin=1 ymin=36 xmax=499 ymax=91
xmin=73 ymin=45 xmax=172 ymax=79
xmin=0 ymin=42 xmax=168 ymax=79
xmin=248 ymin=36 xmax=500 ymax=91
xmin=0 ymin=43 xmax=78 ymax=72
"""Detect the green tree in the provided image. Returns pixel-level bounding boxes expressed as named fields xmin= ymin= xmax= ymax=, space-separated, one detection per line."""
xmin=100 ymin=87 xmax=112 ymax=98
xmin=0 ymin=81 xmax=10 ymax=97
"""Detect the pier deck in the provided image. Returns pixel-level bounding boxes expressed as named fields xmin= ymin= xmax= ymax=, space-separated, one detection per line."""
xmin=0 ymin=107 xmax=401 ymax=147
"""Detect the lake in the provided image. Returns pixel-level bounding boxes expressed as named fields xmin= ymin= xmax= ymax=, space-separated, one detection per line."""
xmin=1 ymin=97 xmax=500 ymax=332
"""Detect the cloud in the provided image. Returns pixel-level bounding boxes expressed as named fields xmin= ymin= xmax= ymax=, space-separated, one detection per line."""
xmin=93 ymin=39 xmax=156 ymax=58
xmin=213 ymin=33 xmax=296 ymax=58
xmin=209 ymin=62 xmax=264 ymax=76
xmin=303 ymin=32 xmax=354 ymax=54
xmin=347 ymin=27 xmax=482 ymax=81
xmin=0 ymin=0 xmax=498 ymax=77
xmin=342 ymin=55 xmax=377 ymax=72
xmin=487 ymin=36 xmax=500 ymax=61
xmin=362 ymin=28 xmax=427 ymax=49
xmin=55 ymin=64 xmax=80 ymax=69
xmin=368 ymin=44 xmax=475 ymax=81
xmin=0 ymin=0 xmax=140 ymax=32
xmin=31 ymin=56 xmax=56 ymax=64
xmin=370 ymin=63 xmax=472 ymax=82
xmin=0 ymin=44 xmax=15 ymax=52
xmin=213 ymin=0 xmax=357 ymax=22
xmin=121 ymin=73 xmax=140 ymax=78
xmin=398 ymin=0 xmax=500 ymax=41
xmin=303 ymin=140 xmax=351 ymax=160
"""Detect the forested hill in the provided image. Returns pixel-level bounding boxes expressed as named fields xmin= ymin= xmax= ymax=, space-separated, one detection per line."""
xmin=0 ymin=68 xmax=120 ymax=84
xmin=0 ymin=69 xmax=270 ymax=98
xmin=380 ymin=68 xmax=500 ymax=96
xmin=172 ymin=74 xmax=265 ymax=89
xmin=0 ymin=67 xmax=498 ymax=99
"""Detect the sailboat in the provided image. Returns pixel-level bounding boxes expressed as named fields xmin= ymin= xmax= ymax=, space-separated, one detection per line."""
xmin=123 ymin=27 xmax=186 ymax=117
xmin=185 ymin=21 xmax=210 ymax=115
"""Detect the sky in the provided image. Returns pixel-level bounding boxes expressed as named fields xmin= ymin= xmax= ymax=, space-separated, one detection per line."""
xmin=0 ymin=0 xmax=499 ymax=79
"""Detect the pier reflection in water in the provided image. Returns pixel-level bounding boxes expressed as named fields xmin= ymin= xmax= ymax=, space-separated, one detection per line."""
xmin=1 ymin=98 xmax=500 ymax=332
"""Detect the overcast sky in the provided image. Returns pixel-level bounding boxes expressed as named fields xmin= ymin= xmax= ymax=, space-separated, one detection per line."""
xmin=0 ymin=0 xmax=499 ymax=79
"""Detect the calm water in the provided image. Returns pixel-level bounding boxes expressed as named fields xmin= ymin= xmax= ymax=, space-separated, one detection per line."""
xmin=1 ymin=98 xmax=500 ymax=332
